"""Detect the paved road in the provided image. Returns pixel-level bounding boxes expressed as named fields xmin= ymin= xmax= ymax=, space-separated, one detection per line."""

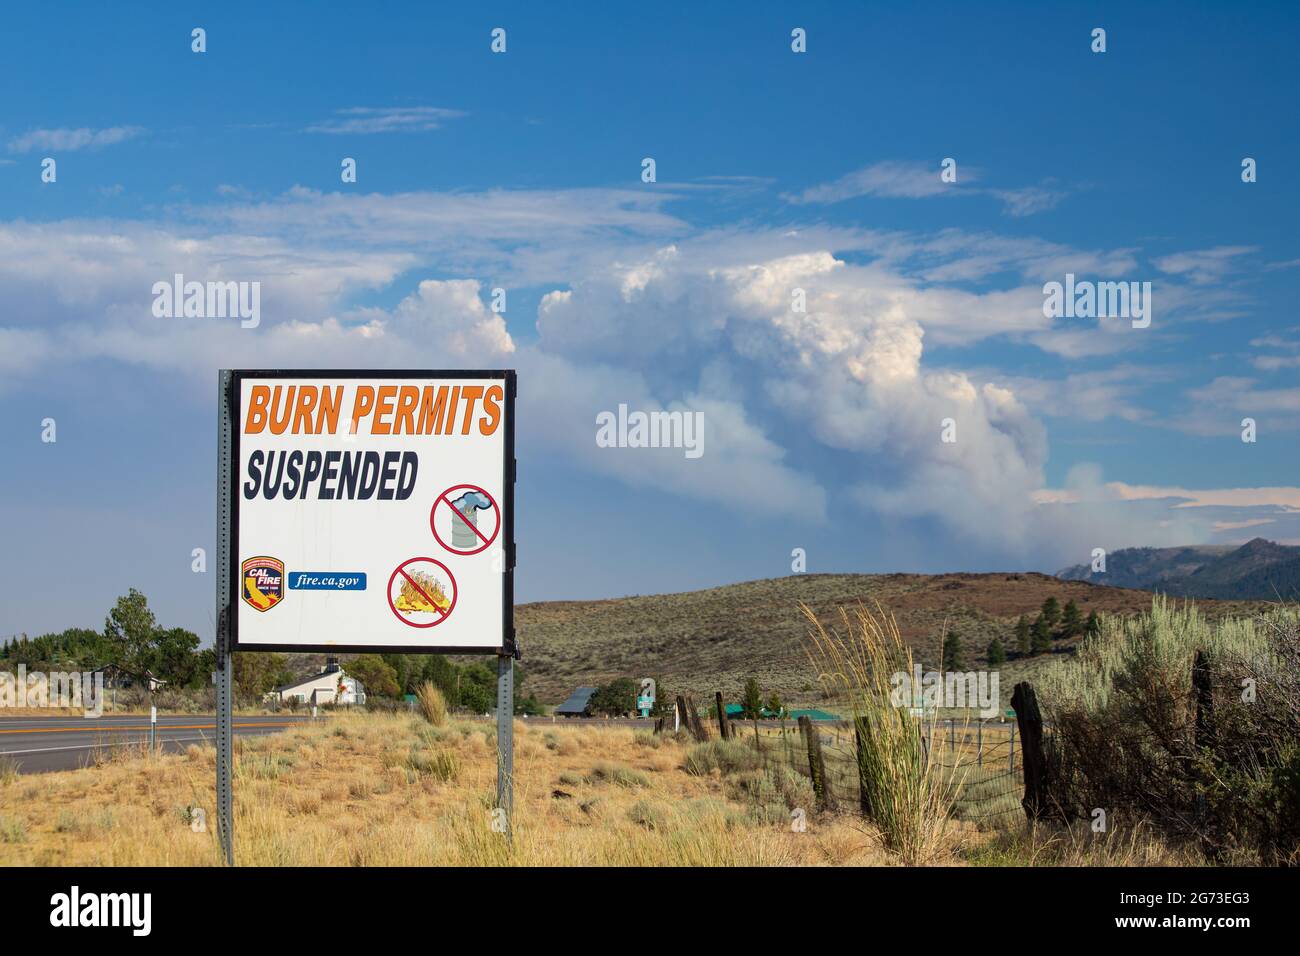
xmin=0 ymin=714 xmax=312 ymax=774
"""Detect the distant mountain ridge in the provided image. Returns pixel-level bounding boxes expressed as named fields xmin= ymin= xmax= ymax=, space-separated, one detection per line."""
xmin=1058 ymin=538 xmax=1300 ymax=600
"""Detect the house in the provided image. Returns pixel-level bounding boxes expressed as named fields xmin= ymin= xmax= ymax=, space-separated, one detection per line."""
xmin=554 ymin=687 xmax=598 ymax=717
xmin=270 ymin=658 xmax=366 ymax=706
xmin=91 ymin=664 xmax=167 ymax=692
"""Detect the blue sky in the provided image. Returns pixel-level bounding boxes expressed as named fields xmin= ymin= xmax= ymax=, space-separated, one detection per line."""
xmin=2 ymin=1 xmax=1298 ymax=643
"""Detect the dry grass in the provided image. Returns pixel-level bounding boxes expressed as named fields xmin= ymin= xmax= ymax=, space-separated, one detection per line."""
xmin=0 ymin=712 xmax=902 ymax=867
xmin=966 ymin=820 xmax=1204 ymax=867
xmin=415 ymin=682 xmax=448 ymax=727
xmin=802 ymin=602 xmax=961 ymax=865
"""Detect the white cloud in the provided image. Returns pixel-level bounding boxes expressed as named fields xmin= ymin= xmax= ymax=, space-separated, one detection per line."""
xmin=1034 ymin=482 xmax=1300 ymax=511
xmin=537 ymin=244 xmax=1049 ymax=538
xmin=347 ymin=278 xmax=514 ymax=358
xmin=1173 ymin=376 xmax=1300 ymax=434
xmin=990 ymin=367 xmax=1157 ymax=422
xmin=785 ymin=160 xmax=961 ymax=204
xmin=0 ymin=185 xmax=1276 ymax=547
xmin=304 ymin=106 xmax=466 ymax=135
xmin=8 ymin=126 xmax=143 ymax=153
xmin=786 ymin=161 xmax=1067 ymax=217
xmin=1154 ymin=245 xmax=1256 ymax=285
xmin=514 ymin=350 xmax=824 ymax=519
xmin=192 ymin=186 xmax=687 ymax=285
xmin=990 ymin=186 xmax=1066 ymax=217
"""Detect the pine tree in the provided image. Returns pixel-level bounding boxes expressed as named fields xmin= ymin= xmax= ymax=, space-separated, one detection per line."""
xmin=1015 ymin=616 xmax=1031 ymax=656
xmin=942 ymin=631 xmax=964 ymax=672
xmin=1061 ymin=599 xmax=1083 ymax=637
xmin=1085 ymin=609 xmax=1101 ymax=637
xmin=986 ymin=636 xmax=1006 ymax=666
xmin=1031 ymin=615 xmax=1053 ymax=654
xmin=740 ymin=676 xmax=764 ymax=719
xmin=1041 ymin=596 xmax=1061 ymax=629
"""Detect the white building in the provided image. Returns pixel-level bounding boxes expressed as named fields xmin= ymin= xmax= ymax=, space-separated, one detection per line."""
xmin=270 ymin=659 xmax=366 ymax=706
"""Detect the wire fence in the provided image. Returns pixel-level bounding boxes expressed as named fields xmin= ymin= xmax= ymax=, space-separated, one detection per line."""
xmin=741 ymin=717 xmax=1033 ymax=830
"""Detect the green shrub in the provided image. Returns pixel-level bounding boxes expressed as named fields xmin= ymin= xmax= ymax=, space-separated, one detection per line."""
xmin=0 ymin=816 xmax=27 ymax=843
xmin=404 ymin=748 xmax=459 ymax=782
xmin=1040 ymin=599 xmax=1300 ymax=863
xmin=725 ymin=765 xmax=815 ymax=826
xmin=682 ymin=739 xmax=762 ymax=777
xmin=626 ymin=800 xmax=667 ymax=831
xmin=587 ymin=762 xmax=649 ymax=788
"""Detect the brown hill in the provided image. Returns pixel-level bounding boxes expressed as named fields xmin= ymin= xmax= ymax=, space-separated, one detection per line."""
xmin=515 ymin=572 xmax=1269 ymax=705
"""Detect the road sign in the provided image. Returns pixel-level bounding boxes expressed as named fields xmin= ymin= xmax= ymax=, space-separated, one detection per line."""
xmin=217 ymin=369 xmax=519 ymax=865
xmin=227 ymin=370 xmax=515 ymax=654
xmin=637 ymin=677 xmax=655 ymax=717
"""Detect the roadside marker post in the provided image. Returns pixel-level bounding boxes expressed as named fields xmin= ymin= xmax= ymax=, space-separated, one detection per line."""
xmin=150 ymin=705 xmax=157 ymax=752
xmin=215 ymin=370 xmax=516 ymax=865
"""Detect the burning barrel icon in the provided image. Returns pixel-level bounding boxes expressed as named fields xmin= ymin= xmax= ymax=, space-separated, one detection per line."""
xmin=450 ymin=491 xmax=493 ymax=549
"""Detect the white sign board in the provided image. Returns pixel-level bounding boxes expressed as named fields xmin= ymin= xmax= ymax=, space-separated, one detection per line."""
xmin=228 ymin=371 xmax=515 ymax=653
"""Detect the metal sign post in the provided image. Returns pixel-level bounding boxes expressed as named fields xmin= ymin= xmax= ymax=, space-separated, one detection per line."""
xmin=496 ymin=653 xmax=514 ymax=841
xmin=216 ymin=369 xmax=235 ymax=866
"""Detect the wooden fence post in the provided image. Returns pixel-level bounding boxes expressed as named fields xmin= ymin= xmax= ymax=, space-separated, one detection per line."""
xmin=1193 ymin=650 xmax=1216 ymax=751
xmin=853 ymin=718 xmax=873 ymax=818
xmin=798 ymin=715 xmax=832 ymax=811
xmin=677 ymin=694 xmax=709 ymax=742
xmin=715 ymin=691 xmax=731 ymax=740
xmin=1011 ymin=681 xmax=1049 ymax=824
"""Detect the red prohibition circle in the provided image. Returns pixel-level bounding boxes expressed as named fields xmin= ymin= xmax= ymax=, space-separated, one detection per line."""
xmin=386 ymin=557 xmax=458 ymax=628
xmin=430 ymin=483 xmax=500 ymax=556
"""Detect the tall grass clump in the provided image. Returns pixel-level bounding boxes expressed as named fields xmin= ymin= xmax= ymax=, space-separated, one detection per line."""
xmin=682 ymin=739 xmax=762 ymax=777
xmin=801 ymin=602 xmax=959 ymax=864
xmin=1038 ymin=598 xmax=1300 ymax=864
xmin=416 ymin=681 xmax=448 ymax=727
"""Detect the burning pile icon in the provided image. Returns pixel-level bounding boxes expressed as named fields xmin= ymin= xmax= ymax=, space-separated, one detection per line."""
xmin=394 ymin=569 xmax=451 ymax=614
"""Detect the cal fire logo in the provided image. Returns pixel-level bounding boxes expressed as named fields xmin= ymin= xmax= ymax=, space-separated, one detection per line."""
xmin=241 ymin=556 xmax=284 ymax=612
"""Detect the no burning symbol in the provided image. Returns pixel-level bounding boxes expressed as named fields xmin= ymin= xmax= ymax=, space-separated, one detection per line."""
xmin=431 ymin=484 xmax=500 ymax=556
xmin=387 ymin=557 xmax=458 ymax=628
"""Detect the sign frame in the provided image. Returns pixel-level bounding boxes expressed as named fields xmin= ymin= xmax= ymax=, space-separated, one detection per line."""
xmin=224 ymin=368 xmax=517 ymax=657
